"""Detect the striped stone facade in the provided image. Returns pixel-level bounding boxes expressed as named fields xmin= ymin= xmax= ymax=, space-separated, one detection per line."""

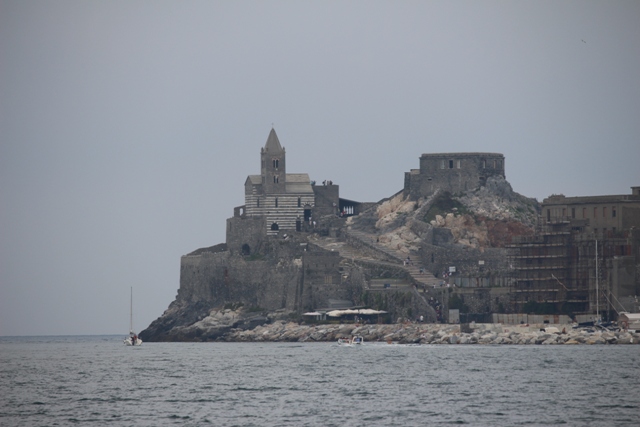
xmin=244 ymin=129 xmax=316 ymax=236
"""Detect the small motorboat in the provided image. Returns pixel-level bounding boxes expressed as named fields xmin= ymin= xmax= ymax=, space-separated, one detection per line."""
xmin=338 ymin=336 xmax=364 ymax=346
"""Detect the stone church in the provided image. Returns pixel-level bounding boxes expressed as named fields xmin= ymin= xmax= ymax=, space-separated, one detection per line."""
xmin=244 ymin=128 xmax=315 ymax=235
xmin=226 ymin=128 xmax=359 ymax=255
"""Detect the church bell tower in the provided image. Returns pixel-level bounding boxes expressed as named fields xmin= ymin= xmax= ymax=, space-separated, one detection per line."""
xmin=261 ymin=128 xmax=286 ymax=194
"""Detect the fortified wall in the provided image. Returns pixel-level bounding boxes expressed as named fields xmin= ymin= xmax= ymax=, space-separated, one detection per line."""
xmin=404 ymin=152 xmax=505 ymax=200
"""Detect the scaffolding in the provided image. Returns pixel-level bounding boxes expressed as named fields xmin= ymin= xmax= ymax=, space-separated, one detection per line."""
xmin=507 ymin=218 xmax=637 ymax=318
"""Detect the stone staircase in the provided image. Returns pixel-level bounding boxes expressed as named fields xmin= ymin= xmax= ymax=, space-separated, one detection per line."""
xmin=343 ymin=229 xmax=441 ymax=289
xmin=311 ymin=229 xmax=442 ymax=322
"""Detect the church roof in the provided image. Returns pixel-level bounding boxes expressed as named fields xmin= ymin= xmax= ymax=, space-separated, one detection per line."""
xmin=264 ymin=128 xmax=283 ymax=152
xmin=246 ymin=175 xmax=262 ymax=185
xmin=285 ymin=173 xmax=313 ymax=194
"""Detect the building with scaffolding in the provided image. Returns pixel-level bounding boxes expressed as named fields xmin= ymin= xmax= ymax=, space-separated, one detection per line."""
xmin=508 ymin=187 xmax=640 ymax=320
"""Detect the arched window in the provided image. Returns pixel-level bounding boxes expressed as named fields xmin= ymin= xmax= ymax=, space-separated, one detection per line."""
xmin=271 ymin=223 xmax=279 ymax=231
xmin=273 ymin=159 xmax=279 ymax=169
xmin=273 ymin=175 xmax=279 ymax=183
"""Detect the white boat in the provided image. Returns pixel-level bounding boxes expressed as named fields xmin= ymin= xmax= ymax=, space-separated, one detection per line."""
xmin=338 ymin=335 xmax=363 ymax=345
xmin=123 ymin=287 xmax=142 ymax=346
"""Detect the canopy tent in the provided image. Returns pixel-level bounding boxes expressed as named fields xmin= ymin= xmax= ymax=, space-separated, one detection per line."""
xmin=326 ymin=310 xmax=344 ymax=317
xmin=326 ymin=309 xmax=387 ymax=317
xmin=358 ymin=308 xmax=387 ymax=315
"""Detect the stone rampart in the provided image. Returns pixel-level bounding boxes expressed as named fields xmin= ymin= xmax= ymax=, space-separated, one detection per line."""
xmin=405 ymin=152 xmax=505 ymax=200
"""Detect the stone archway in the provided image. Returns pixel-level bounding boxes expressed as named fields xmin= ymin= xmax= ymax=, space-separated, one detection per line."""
xmin=271 ymin=223 xmax=279 ymax=231
xmin=241 ymin=244 xmax=251 ymax=255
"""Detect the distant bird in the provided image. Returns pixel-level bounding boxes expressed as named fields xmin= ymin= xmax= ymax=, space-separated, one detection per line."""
xmin=582 ymin=39 xmax=586 ymax=43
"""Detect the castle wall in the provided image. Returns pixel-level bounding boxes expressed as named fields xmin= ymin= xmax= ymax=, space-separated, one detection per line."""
xmin=418 ymin=242 xmax=511 ymax=280
xmin=313 ymin=184 xmax=339 ymax=216
xmin=301 ymin=249 xmax=346 ymax=310
xmin=226 ymin=216 xmax=266 ymax=256
xmin=178 ymin=251 xmax=302 ymax=312
xmin=405 ymin=152 xmax=505 ymax=200
xmin=177 ymin=234 xmax=362 ymax=315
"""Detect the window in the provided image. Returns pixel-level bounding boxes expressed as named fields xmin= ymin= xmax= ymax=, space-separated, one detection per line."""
xmin=593 ymin=207 xmax=597 ymax=218
xmin=583 ymin=208 xmax=587 ymax=218
xmin=572 ymin=208 xmax=575 ymax=219
xmin=547 ymin=209 xmax=551 ymax=221
xmin=457 ymin=160 xmax=461 ymax=169
xmin=257 ymin=198 xmax=260 ymax=207
xmin=297 ymin=197 xmax=301 ymax=207
xmin=273 ymin=175 xmax=279 ymax=183
xmin=603 ymin=207 xmax=607 ymax=218
xmin=562 ymin=208 xmax=566 ymax=217
xmin=440 ymin=160 xmax=445 ymax=169
xmin=612 ymin=207 xmax=617 ymax=217
xmin=483 ymin=159 xmax=486 ymax=169
xmin=275 ymin=198 xmax=278 ymax=207
xmin=449 ymin=160 xmax=454 ymax=169
xmin=272 ymin=159 xmax=279 ymax=169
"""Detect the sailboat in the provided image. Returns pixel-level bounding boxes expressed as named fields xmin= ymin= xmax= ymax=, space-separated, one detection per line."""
xmin=123 ymin=287 xmax=142 ymax=346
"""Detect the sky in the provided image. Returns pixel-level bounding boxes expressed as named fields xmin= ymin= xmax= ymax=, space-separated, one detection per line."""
xmin=1 ymin=1 xmax=639 ymax=336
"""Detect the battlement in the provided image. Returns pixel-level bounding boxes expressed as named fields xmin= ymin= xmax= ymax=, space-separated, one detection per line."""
xmin=404 ymin=152 xmax=505 ymax=199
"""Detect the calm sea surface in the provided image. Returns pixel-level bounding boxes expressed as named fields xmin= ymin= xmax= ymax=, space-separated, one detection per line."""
xmin=0 ymin=335 xmax=638 ymax=426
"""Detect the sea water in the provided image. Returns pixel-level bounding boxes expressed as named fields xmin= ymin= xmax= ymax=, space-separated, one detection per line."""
xmin=0 ymin=335 xmax=638 ymax=426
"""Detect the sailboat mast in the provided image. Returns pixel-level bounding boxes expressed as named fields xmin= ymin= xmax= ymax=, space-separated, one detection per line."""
xmin=595 ymin=240 xmax=599 ymax=320
xmin=130 ymin=286 xmax=133 ymax=332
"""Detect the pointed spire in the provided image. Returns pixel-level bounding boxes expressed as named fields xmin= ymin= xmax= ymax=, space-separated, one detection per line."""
xmin=264 ymin=128 xmax=283 ymax=152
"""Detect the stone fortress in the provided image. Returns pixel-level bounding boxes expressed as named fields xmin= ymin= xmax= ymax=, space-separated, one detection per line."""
xmin=140 ymin=129 xmax=640 ymax=341
xmin=404 ymin=152 xmax=505 ymax=199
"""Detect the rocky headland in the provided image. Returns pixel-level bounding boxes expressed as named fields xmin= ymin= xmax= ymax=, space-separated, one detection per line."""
xmin=140 ymin=174 xmax=547 ymax=342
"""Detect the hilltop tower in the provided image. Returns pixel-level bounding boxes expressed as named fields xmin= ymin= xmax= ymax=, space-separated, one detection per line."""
xmin=404 ymin=152 xmax=505 ymax=199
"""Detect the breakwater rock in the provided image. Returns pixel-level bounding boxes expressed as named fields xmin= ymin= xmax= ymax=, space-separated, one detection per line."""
xmin=225 ymin=321 xmax=640 ymax=345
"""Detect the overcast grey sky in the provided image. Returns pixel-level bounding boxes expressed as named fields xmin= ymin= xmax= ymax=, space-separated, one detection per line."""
xmin=1 ymin=1 xmax=639 ymax=336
